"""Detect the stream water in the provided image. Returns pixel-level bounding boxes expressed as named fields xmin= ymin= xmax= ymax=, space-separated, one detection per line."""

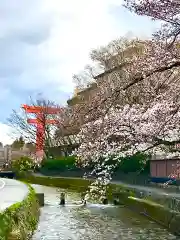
xmin=32 ymin=184 xmax=178 ymax=240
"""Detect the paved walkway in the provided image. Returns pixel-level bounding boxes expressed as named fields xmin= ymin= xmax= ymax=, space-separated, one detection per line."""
xmin=112 ymin=180 xmax=180 ymax=198
xmin=0 ymin=178 xmax=29 ymax=211
xmin=0 ymin=178 xmax=5 ymax=190
xmin=33 ymin=173 xmax=180 ymax=198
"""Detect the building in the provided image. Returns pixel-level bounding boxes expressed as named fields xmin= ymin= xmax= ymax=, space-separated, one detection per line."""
xmin=150 ymin=157 xmax=180 ymax=182
xmin=55 ymin=41 xmax=147 ymax=153
xmin=67 ymin=40 xmax=145 ymax=109
xmin=150 ymin=148 xmax=180 ymax=181
xmin=67 ymin=82 xmax=97 ymax=107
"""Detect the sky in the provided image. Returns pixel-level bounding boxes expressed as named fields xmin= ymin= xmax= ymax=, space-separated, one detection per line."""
xmin=0 ymin=0 xmax=159 ymax=145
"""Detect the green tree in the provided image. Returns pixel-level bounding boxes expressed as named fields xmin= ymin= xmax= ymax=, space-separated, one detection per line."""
xmin=12 ymin=156 xmax=35 ymax=174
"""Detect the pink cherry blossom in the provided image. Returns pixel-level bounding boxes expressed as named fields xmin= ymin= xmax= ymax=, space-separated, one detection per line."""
xmin=69 ymin=1 xmax=180 ymax=193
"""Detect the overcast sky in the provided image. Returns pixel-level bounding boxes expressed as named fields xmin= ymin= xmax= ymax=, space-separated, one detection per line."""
xmin=0 ymin=0 xmax=159 ymax=145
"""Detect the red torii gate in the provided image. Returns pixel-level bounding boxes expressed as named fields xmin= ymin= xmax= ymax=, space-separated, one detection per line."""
xmin=22 ymin=104 xmax=61 ymax=159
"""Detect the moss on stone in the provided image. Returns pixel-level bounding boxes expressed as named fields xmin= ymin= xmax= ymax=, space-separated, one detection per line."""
xmin=112 ymin=193 xmax=180 ymax=235
xmin=127 ymin=197 xmax=174 ymax=226
xmin=0 ymin=184 xmax=40 ymax=240
xmin=20 ymin=174 xmax=93 ymax=193
xmin=169 ymin=213 xmax=180 ymax=235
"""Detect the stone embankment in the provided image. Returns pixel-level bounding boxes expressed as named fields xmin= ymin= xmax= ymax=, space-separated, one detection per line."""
xmin=22 ymin=173 xmax=180 ymax=236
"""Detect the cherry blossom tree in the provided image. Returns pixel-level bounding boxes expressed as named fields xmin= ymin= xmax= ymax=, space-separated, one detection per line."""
xmin=70 ymin=1 xmax=180 ymax=197
xmin=124 ymin=0 xmax=180 ymax=46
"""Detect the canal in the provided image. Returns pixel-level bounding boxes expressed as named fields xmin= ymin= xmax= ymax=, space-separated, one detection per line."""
xmin=32 ymin=185 xmax=177 ymax=240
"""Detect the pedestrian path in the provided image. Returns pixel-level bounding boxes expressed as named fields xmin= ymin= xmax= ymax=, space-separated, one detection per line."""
xmin=0 ymin=178 xmax=5 ymax=190
xmin=0 ymin=178 xmax=29 ymax=211
xmin=112 ymin=180 xmax=180 ymax=198
xmin=33 ymin=173 xmax=180 ymax=199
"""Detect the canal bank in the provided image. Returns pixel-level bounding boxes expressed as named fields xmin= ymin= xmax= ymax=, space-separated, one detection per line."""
xmin=20 ymin=173 xmax=180 ymax=236
xmin=32 ymin=184 xmax=177 ymax=240
xmin=0 ymin=178 xmax=40 ymax=239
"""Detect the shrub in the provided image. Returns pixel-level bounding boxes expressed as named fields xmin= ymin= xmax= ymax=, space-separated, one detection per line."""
xmin=115 ymin=152 xmax=150 ymax=173
xmin=40 ymin=155 xmax=77 ymax=172
xmin=93 ymin=153 xmax=150 ymax=174
xmin=39 ymin=153 xmax=150 ymax=177
xmin=0 ymin=184 xmax=40 ymax=239
xmin=12 ymin=156 xmax=35 ymax=174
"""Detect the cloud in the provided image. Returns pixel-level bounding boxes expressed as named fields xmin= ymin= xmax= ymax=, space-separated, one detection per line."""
xmin=0 ymin=0 xmax=158 ymax=144
xmin=0 ymin=123 xmax=15 ymax=145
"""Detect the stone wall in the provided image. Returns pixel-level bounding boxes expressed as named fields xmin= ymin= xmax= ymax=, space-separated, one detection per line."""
xmin=112 ymin=191 xmax=180 ymax=236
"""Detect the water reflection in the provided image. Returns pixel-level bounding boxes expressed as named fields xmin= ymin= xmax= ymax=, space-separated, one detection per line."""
xmin=32 ymin=185 xmax=177 ymax=240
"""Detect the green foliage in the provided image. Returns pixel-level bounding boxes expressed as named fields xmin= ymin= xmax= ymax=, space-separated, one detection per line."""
xmin=41 ymin=156 xmax=77 ymax=172
xmin=12 ymin=156 xmax=35 ymax=174
xmin=97 ymin=152 xmax=150 ymax=174
xmin=116 ymin=152 xmax=150 ymax=173
xmin=40 ymin=153 xmax=150 ymax=175
xmin=0 ymin=184 xmax=40 ymax=239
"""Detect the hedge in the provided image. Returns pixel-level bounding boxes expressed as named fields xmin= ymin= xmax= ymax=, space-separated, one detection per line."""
xmin=116 ymin=152 xmax=150 ymax=173
xmin=38 ymin=153 xmax=150 ymax=177
xmin=12 ymin=156 xmax=35 ymax=175
xmin=0 ymin=184 xmax=40 ymax=240
xmin=40 ymin=156 xmax=78 ymax=172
